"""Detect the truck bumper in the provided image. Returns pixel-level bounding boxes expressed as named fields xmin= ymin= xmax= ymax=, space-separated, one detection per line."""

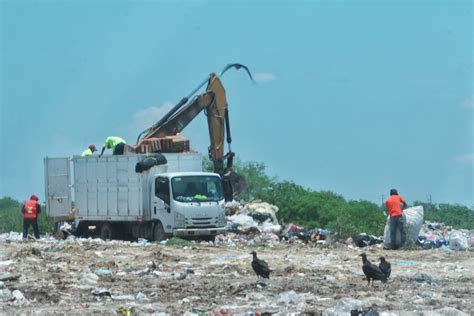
xmin=173 ymin=227 xmax=226 ymax=237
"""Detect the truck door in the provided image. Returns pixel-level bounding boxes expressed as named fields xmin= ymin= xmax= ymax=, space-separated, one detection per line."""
xmin=44 ymin=157 xmax=73 ymax=219
xmin=153 ymin=176 xmax=174 ymax=233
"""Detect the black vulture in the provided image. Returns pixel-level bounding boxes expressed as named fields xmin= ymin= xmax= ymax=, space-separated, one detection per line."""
xmin=359 ymin=253 xmax=387 ymax=286
xmin=250 ymin=251 xmax=271 ymax=279
xmin=379 ymin=256 xmax=391 ymax=279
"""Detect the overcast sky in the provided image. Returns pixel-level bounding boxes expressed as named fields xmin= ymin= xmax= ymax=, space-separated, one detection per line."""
xmin=1 ymin=0 xmax=472 ymax=207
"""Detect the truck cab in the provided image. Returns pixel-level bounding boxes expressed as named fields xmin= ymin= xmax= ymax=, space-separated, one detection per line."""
xmin=151 ymin=172 xmax=226 ymax=240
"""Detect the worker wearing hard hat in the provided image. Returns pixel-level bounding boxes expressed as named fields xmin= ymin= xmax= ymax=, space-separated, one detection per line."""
xmin=81 ymin=145 xmax=97 ymax=157
xmin=99 ymin=136 xmax=126 ymax=157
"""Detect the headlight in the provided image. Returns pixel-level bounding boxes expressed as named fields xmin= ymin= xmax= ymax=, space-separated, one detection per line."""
xmin=218 ymin=211 xmax=226 ymax=226
xmin=175 ymin=212 xmax=185 ymax=228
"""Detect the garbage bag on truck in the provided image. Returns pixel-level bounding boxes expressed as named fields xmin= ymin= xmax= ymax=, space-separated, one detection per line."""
xmin=135 ymin=154 xmax=167 ymax=173
xmin=383 ymin=205 xmax=424 ymax=247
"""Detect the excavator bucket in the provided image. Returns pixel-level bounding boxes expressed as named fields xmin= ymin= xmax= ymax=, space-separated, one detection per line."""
xmin=226 ymin=171 xmax=247 ymax=199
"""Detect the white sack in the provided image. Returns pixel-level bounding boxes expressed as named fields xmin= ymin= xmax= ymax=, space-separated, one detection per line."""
xmin=383 ymin=206 xmax=424 ymax=247
xmin=448 ymin=231 xmax=469 ymax=251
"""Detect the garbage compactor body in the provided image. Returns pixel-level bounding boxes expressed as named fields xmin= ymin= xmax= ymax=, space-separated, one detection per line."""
xmin=44 ymin=152 xmax=226 ymax=240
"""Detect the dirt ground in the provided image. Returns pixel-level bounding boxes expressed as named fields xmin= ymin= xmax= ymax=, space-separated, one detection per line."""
xmin=0 ymin=235 xmax=472 ymax=315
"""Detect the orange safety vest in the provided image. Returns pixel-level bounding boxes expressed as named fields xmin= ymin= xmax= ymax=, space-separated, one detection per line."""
xmin=23 ymin=200 xmax=38 ymax=219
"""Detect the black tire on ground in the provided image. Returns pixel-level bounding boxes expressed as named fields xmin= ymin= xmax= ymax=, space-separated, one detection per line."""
xmin=153 ymin=222 xmax=165 ymax=241
xmin=100 ymin=223 xmax=114 ymax=240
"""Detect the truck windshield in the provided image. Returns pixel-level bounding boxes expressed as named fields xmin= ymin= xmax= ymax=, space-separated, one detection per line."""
xmin=171 ymin=175 xmax=223 ymax=202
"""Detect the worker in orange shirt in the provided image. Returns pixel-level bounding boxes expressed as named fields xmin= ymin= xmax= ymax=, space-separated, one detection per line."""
xmin=22 ymin=194 xmax=41 ymax=240
xmin=385 ymin=188 xmax=408 ymax=250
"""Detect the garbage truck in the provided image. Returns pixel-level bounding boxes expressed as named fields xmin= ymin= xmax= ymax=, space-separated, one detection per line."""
xmin=44 ymin=152 xmax=226 ymax=240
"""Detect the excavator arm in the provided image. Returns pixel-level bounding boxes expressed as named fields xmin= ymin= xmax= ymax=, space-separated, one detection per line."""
xmin=136 ymin=64 xmax=252 ymax=200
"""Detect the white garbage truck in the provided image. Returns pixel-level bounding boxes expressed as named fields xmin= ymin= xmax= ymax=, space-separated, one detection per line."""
xmin=44 ymin=152 xmax=226 ymax=240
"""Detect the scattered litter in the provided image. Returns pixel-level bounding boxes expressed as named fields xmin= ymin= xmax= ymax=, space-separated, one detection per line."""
xmin=0 ymin=272 xmax=21 ymax=282
xmin=0 ymin=232 xmax=23 ymax=241
xmin=411 ymin=272 xmax=436 ymax=284
xmin=8 ymin=290 xmax=28 ymax=306
xmin=95 ymin=268 xmax=113 ymax=276
xmin=0 ymin=260 xmax=14 ymax=270
xmin=0 ymin=288 xmax=12 ymax=302
xmin=135 ymin=291 xmax=147 ymax=300
xmin=429 ymin=307 xmax=469 ymax=316
xmin=91 ymin=289 xmax=111 ymax=297
xmin=117 ymin=306 xmax=132 ymax=316
xmin=325 ymin=297 xmax=363 ymax=315
xmin=113 ymin=294 xmax=135 ymax=301
xmin=80 ymin=272 xmax=99 ymax=285
xmin=137 ymin=238 xmax=149 ymax=246
xmin=393 ymin=259 xmax=418 ymax=266
xmin=354 ymin=233 xmax=383 ymax=248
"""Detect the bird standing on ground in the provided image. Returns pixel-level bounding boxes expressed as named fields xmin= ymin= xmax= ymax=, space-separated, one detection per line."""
xmin=250 ymin=251 xmax=272 ymax=279
xmin=359 ymin=253 xmax=387 ymax=286
xmin=379 ymin=256 xmax=391 ymax=280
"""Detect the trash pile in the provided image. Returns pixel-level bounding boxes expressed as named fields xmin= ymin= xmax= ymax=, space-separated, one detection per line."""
xmin=417 ymin=221 xmax=472 ymax=251
xmin=224 ymin=201 xmax=330 ymax=245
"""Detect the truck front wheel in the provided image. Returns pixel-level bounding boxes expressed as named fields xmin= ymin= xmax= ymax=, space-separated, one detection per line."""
xmin=100 ymin=223 xmax=114 ymax=240
xmin=153 ymin=222 xmax=165 ymax=241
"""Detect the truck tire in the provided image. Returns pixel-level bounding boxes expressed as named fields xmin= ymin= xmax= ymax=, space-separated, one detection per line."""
xmin=153 ymin=222 xmax=165 ymax=241
xmin=100 ymin=223 xmax=114 ymax=240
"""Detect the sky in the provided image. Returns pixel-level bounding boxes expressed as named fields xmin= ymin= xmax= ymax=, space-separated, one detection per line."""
xmin=0 ymin=0 xmax=473 ymax=207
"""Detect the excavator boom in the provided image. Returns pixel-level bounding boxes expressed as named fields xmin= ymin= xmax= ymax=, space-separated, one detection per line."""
xmin=135 ymin=64 xmax=252 ymax=200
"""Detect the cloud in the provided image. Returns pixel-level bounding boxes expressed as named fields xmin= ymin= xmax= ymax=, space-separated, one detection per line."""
xmin=253 ymin=72 xmax=276 ymax=83
xmin=132 ymin=102 xmax=174 ymax=130
xmin=453 ymin=153 xmax=474 ymax=164
xmin=461 ymin=95 xmax=474 ymax=109
xmin=128 ymin=102 xmax=175 ymax=140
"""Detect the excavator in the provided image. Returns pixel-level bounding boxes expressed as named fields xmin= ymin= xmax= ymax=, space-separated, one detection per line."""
xmin=134 ymin=63 xmax=254 ymax=201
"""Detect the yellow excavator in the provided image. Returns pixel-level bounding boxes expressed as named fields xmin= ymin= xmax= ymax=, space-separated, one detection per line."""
xmin=134 ymin=63 xmax=253 ymax=201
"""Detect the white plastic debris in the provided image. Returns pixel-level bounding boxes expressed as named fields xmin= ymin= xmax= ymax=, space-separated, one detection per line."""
xmin=226 ymin=214 xmax=258 ymax=232
xmin=59 ymin=223 xmax=72 ymax=231
xmin=0 ymin=232 xmax=23 ymax=241
xmin=260 ymin=220 xmax=282 ymax=234
xmin=9 ymin=290 xmax=28 ymax=306
xmin=136 ymin=291 xmax=147 ymax=300
xmin=246 ymin=201 xmax=279 ymax=223
xmin=324 ymin=297 xmax=363 ymax=316
xmin=448 ymin=231 xmax=469 ymax=251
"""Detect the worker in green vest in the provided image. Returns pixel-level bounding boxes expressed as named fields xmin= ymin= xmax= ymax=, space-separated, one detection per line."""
xmin=81 ymin=145 xmax=97 ymax=157
xmin=99 ymin=136 xmax=126 ymax=157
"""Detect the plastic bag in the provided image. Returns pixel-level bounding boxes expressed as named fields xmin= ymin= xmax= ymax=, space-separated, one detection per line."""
xmin=135 ymin=154 xmax=167 ymax=173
